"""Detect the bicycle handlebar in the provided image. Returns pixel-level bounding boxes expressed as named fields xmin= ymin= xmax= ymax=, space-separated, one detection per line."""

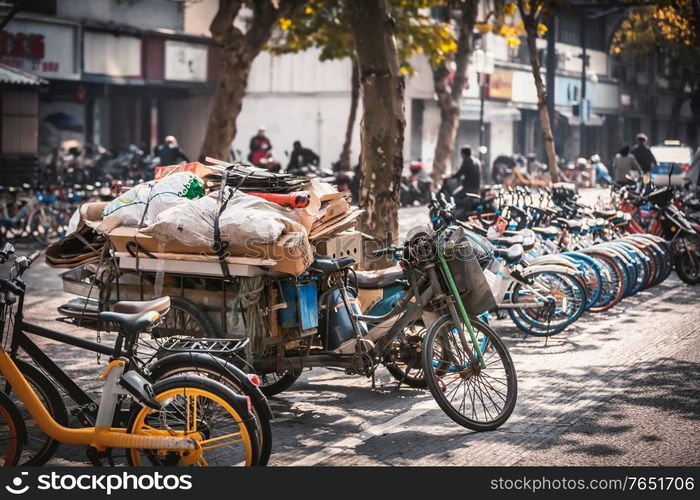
xmin=372 ymin=247 xmax=399 ymax=257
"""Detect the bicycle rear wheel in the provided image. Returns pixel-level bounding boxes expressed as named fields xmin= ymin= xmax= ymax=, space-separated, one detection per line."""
xmin=148 ymin=354 xmax=272 ymax=466
xmin=0 ymin=391 xmax=24 ymax=466
xmin=127 ymin=375 xmax=260 ymax=466
xmin=422 ymin=314 xmax=517 ymax=431
xmin=1 ymin=359 xmax=69 ymax=466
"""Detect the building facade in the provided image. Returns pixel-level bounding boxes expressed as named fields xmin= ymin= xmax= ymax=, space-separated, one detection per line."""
xmin=1 ymin=0 xmax=696 ymax=184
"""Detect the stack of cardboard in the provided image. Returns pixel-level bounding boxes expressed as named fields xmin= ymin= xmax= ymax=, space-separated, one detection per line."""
xmin=305 ymin=182 xmax=363 ymax=242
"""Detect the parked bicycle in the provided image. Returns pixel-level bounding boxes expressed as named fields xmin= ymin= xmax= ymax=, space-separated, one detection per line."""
xmin=0 ymin=243 xmax=266 ymax=466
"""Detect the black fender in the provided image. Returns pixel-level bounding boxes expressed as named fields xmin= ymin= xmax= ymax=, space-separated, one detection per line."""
xmin=146 ymin=351 xmax=273 ymax=421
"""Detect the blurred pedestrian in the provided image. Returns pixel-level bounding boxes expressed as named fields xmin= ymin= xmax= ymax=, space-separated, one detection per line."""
xmin=631 ymin=133 xmax=657 ymax=174
xmin=248 ymin=125 xmax=272 ymax=165
xmin=287 ymin=140 xmax=320 ymax=172
xmin=613 ymin=144 xmax=643 ymax=184
xmin=455 ymin=145 xmax=481 ymax=194
xmin=154 ymin=135 xmax=189 ymax=166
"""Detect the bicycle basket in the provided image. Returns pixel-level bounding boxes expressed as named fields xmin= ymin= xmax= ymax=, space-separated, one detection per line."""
xmin=441 ymin=227 xmax=497 ymax=315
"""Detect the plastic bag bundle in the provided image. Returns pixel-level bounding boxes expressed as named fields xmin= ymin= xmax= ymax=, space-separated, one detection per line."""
xmin=102 ymin=172 xmax=205 ymax=226
xmin=141 ymin=188 xmax=305 ymax=248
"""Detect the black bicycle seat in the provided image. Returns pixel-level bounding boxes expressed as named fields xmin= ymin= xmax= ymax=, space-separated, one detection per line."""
xmin=99 ymin=310 xmax=162 ymax=332
xmin=355 ymin=266 xmax=404 ymax=289
xmin=493 ymin=244 xmax=524 ymax=264
xmin=309 ymin=254 xmax=356 ymax=274
xmin=532 ymin=226 xmax=561 ymax=237
xmin=488 ymin=234 xmax=524 ymax=247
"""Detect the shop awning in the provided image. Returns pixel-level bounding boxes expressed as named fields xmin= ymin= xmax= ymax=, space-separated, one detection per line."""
xmin=557 ymin=108 xmax=605 ymax=127
xmin=0 ymin=64 xmax=48 ymax=86
xmin=460 ymin=101 xmax=521 ymax=122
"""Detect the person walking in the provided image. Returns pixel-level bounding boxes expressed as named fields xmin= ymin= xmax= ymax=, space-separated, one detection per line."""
xmin=631 ymin=133 xmax=657 ymax=174
xmin=455 ymin=145 xmax=481 ymax=194
xmin=612 ymin=145 xmax=643 ymax=184
xmin=154 ymin=135 xmax=189 ymax=166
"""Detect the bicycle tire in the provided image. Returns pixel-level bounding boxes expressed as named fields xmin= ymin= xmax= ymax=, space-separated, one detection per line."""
xmin=147 ymin=354 xmax=272 ymax=466
xmin=0 ymin=391 xmax=24 ymax=466
xmin=126 ymin=375 xmax=260 ymax=466
xmin=422 ymin=314 xmax=517 ymax=431
xmin=508 ymin=271 xmax=586 ymax=336
xmin=257 ymin=369 xmax=302 ymax=397
xmin=586 ymin=253 xmax=625 ymax=312
xmin=1 ymin=359 xmax=69 ymax=466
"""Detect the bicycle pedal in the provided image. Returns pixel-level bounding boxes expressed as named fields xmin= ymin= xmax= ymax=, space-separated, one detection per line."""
xmin=119 ymin=371 xmax=160 ymax=410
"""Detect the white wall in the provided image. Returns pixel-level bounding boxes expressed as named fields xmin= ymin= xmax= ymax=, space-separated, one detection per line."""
xmin=160 ymin=94 xmax=213 ymax=160
xmin=231 ymin=93 xmax=362 ymax=168
xmin=489 ymin=119 xmax=514 ymax=159
xmin=184 ymin=0 xmax=218 ymax=36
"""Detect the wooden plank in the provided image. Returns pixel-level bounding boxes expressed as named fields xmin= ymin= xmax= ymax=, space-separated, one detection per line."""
xmin=310 ymin=210 xmax=363 ymax=240
xmin=115 ymin=253 xmax=266 ymax=277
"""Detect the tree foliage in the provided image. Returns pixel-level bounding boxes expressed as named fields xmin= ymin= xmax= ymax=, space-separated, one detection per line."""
xmin=612 ymin=0 xmax=700 ymax=127
xmin=269 ymin=0 xmax=456 ymax=75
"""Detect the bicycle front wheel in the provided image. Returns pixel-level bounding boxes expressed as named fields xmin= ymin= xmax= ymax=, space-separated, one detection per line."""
xmin=422 ymin=314 xmax=517 ymax=431
xmin=126 ymin=375 xmax=260 ymax=466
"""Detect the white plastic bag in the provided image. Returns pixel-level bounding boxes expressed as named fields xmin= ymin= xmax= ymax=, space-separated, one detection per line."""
xmin=101 ymin=172 xmax=205 ymax=226
xmin=141 ymin=189 xmax=305 ymax=248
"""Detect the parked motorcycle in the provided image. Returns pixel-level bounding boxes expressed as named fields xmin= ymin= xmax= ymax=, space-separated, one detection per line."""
xmin=400 ymin=160 xmax=432 ymax=206
xmin=591 ymin=154 xmax=612 ymax=187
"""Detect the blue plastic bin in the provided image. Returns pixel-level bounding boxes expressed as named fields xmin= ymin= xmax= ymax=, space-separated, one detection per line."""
xmin=279 ymin=279 xmax=318 ymax=331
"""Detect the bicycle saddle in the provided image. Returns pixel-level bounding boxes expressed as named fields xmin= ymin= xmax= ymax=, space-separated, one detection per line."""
xmin=493 ymin=244 xmax=524 ymax=264
xmin=355 ymin=265 xmax=404 ymax=289
xmin=309 ymin=254 xmax=356 ymax=273
xmin=99 ymin=310 xmax=162 ymax=332
xmin=532 ymin=226 xmax=561 ymax=238
xmin=488 ymin=234 xmax=524 ymax=247
xmin=503 ymin=229 xmax=536 ymax=250
xmin=553 ymin=218 xmax=584 ymax=231
xmin=114 ymin=296 xmax=171 ymax=315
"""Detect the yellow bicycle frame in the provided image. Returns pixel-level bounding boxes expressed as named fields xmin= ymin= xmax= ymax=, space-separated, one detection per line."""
xmin=0 ymin=350 xmax=202 ymax=464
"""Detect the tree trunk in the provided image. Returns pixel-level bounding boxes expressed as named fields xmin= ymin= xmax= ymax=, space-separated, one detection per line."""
xmin=520 ymin=4 xmax=558 ymax=182
xmin=339 ymin=54 xmax=360 ymax=171
xmin=431 ymin=1 xmax=477 ymax=183
xmin=199 ymin=0 xmax=304 ymax=161
xmin=348 ymin=0 xmax=406 ymax=269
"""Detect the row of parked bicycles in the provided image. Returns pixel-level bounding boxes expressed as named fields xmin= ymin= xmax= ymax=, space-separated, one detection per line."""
xmin=432 ymin=176 xmax=698 ymax=339
xmin=0 ymin=182 xmax=116 ymax=247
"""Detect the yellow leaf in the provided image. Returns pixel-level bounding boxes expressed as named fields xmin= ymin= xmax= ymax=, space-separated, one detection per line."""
xmin=505 ymin=2 xmax=517 ymax=16
xmin=304 ymin=6 xmax=314 ymax=14
xmin=507 ymin=36 xmax=521 ymax=48
xmin=537 ymin=23 xmax=548 ymax=36
xmin=400 ymin=66 xmax=410 ymax=76
xmin=279 ymin=17 xmax=292 ymax=31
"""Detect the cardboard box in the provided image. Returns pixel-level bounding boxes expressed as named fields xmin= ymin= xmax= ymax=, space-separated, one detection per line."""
xmin=153 ymin=162 xmax=216 ymax=181
xmin=107 ymin=227 xmax=312 ymax=276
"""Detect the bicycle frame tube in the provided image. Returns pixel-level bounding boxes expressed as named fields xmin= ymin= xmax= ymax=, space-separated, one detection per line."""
xmin=435 ymin=245 xmax=485 ymax=368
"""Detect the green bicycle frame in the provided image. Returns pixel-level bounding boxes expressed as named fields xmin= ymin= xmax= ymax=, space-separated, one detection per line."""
xmin=436 ymin=245 xmax=486 ymax=368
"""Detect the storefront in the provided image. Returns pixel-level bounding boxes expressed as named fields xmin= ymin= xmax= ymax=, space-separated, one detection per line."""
xmin=0 ymin=64 xmax=47 ymax=185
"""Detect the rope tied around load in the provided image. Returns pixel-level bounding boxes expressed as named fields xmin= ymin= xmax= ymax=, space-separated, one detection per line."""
xmin=230 ymin=276 xmax=266 ymax=360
